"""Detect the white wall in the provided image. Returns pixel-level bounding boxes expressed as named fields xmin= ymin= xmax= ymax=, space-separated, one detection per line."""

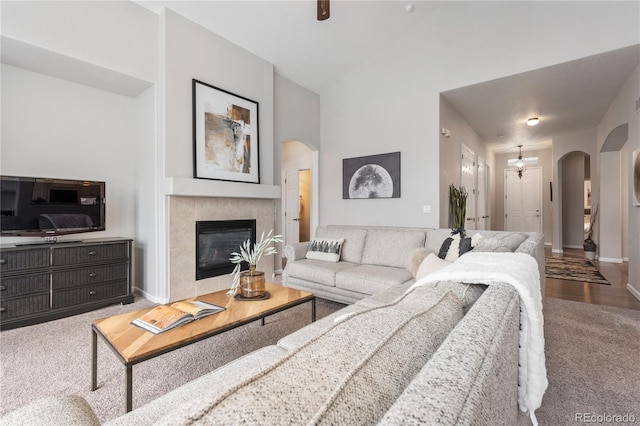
xmin=133 ymin=85 xmax=159 ymax=299
xmin=597 ymin=63 xmax=640 ymax=298
xmin=273 ymin=74 xmax=320 ymax=269
xmin=1 ymin=0 xmax=157 ymax=83
xmin=439 ymin=97 xmax=491 ymax=228
xmin=599 ymin=151 xmax=623 ymax=261
xmin=1 ymin=1 xmax=159 ymax=295
xmin=0 ymin=65 xmax=137 ymax=245
xmin=319 ymin=1 xmax=639 ymax=228
xmin=162 ymin=9 xmax=274 ymax=183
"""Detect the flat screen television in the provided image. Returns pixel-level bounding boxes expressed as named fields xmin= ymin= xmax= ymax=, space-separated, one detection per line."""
xmin=0 ymin=176 xmax=105 ymax=237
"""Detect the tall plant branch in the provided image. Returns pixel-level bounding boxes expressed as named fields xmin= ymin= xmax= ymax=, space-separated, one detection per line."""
xmin=227 ymin=230 xmax=283 ymax=296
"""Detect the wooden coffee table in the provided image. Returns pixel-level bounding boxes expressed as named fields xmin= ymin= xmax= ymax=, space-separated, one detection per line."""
xmin=91 ymin=282 xmax=315 ymax=412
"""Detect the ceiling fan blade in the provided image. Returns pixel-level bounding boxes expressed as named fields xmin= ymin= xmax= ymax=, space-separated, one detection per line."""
xmin=317 ymin=0 xmax=330 ymax=21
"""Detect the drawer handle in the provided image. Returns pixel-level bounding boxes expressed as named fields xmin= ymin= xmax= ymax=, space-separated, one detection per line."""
xmin=0 ymin=285 xmax=6 ymax=291
xmin=0 ymin=259 xmax=6 ymax=265
xmin=0 ymin=307 xmax=6 ymax=313
xmin=89 ymin=290 xmax=97 ymax=296
xmin=89 ymin=250 xmax=97 ymax=256
xmin=89 ymin=273 xmax=97 ymax=278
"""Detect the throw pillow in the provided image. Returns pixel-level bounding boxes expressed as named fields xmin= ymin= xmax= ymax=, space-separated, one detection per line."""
xmin=406 ymin=247 xmax=433 ymax=278
xmin=306 ymin=238 xmax=344 ymax=262
xmin=472 ymin=233 xmax=528 ymax=253
xmin=415 ymin=253 xmax=452 ymax=281
xmin=437 ymin=232 xmax=474 ymax=261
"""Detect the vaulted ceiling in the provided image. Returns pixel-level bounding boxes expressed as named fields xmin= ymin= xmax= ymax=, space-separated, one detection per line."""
xmin=137 ymin=1 xmax=639 ymax=153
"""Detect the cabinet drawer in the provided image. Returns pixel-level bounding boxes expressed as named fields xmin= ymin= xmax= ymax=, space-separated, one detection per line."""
xmin=0 ymin=294 xmax=50 ymax=319
xmin=52 ymin=243 xmax=129 ymax=266
xmin=52 ymin=264 xmax=128 ymax=290
xmin=52 ymin=280 xmax=128 ymax=309
xmin=0 ymin=273 xmax=50 ymax=298
xmin=0 ymin=248 xmax=49 ymax=272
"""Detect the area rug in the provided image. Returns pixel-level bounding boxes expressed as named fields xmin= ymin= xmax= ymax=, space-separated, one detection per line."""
xmin=545 ymin=256 xmax=610 ymax=285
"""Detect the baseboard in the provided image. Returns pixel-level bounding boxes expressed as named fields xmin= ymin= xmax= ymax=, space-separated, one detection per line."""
xmin=598 ymin=257 xmax=624 ymax=264
xmin=552 ymin=249 xmax=564 ymax=254
xmin=273 ymin=269 xmax=283 ymax=276
xmin=544 ymin=242 xmax=552 ymax=246
xmin=623 ymin=257 xmax=629 ymax=262
xmin=134 ymin=287 xmax=169 ymax=304
xmin=562 ymin=245 xmax=583 ymax=249
xmin=627 ymin=283 xmax=640 ymax=302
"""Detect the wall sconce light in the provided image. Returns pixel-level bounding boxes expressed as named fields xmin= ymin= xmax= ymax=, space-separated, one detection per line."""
xmin=441 ymin=128 xmax=451 ymax=138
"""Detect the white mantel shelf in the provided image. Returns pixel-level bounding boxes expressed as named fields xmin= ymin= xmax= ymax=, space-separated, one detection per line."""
xmin=164 ymin=177 xmax=281 ymax=199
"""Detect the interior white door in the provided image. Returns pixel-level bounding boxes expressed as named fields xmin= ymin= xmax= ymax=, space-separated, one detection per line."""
xmin=285 ymin=170 xmax=300 ymax=246
xmin=505 ymin=167 xmax=542 ymax=232
xmin=477 ymin=159 xmax=487 ymax=230
xmin=461 ymin=145 xmax=476 ymax=230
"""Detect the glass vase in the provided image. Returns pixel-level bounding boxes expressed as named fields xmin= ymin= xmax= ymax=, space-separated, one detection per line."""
xmin=239 ymin=266 xmax=265 ymax=298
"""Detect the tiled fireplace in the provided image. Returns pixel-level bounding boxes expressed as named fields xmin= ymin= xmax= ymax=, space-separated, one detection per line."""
xmin=168 ymin=196 xmax=275 ymax=301
xmin=195 ymin=219 xmax=256 ymax=280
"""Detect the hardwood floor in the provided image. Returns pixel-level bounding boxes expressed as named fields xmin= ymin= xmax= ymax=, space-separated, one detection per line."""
xmin=544 ymin=247 xmax=640 ymax=310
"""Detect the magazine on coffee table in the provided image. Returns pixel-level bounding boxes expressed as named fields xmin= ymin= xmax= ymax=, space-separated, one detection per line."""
xmin=132 ymin=300 xmax=226 ymax=334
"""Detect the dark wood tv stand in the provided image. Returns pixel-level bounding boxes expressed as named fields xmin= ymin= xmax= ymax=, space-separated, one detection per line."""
xmin=0 ymin=237 xmax=134 ymax=330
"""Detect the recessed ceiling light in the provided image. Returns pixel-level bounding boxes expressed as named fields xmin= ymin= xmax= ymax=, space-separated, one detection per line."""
xmin=405 ymin=3 xmax=415 ymax=13
xmin=527 ymin=117 xmax=539 ymax=126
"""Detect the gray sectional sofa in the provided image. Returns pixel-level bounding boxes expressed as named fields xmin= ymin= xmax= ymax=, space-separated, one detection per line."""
xmin=2 ymin=226 xmax=544 ymax=425
xmin=283 ymin=225 xmax=545 ymax=304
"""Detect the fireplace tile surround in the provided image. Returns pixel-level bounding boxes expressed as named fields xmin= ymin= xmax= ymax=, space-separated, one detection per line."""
xmin=169 ymin=196 xmax=275 ymax=302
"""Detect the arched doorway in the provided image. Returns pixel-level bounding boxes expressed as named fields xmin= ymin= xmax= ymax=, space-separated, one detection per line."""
xmin=276 ymin=139 xmax=319 ymax=271
xmin=559 ymin=152 xmax=591 ymax=249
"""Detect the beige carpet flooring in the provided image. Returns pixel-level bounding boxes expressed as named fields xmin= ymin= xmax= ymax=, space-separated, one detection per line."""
xmin=536 ymin=298 xmax=640 ymax=424
xmin=1 ymin=295 xmax=639 ymax=424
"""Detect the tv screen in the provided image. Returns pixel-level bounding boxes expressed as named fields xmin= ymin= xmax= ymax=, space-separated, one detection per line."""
xmin=0 ymin=176 xmax=105 ymax=236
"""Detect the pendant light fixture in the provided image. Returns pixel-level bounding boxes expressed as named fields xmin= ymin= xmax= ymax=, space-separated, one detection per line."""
xmin=515 ymin=145 xmax=526 ymax=179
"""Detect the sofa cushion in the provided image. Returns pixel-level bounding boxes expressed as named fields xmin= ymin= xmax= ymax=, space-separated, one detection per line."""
xmin=380 ymin=285 xmax=520 ymax=425
xmin=335 ymin=264 xmax=414 ymax=295
xmin=108 ymin=345 xmax=289 ymax=426
xmin=407 ymin=247 xmax=433 ymax=278
xmin=361 ymin=229 xmax=426 ymax=268
xmin=315 ymin=226 xmax=367 ymax=264
xmin=472 ymin=233 xmax=528 ymax=253
xmin=0 ymin=396 xmax=101 ymax=426
xmin=277 ymin=304 xmax=368 ymax=351
xmin=306 ymin=238 xmax=344 ymax=262
xmin=285 ymin=259 xmax=357 ymax=286
xmin=425 ymin=228 xmax=457 ymax=252
xmin=155 ymin=291 xmax=463 ymax=425
xmin=416 ymin=253 xmax=452 ymax=280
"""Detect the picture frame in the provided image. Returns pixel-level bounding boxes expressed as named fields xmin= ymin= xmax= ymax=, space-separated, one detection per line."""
xmin=342 ymin=152 xmax=401 ymax=199
xmin=634 ymin=149 xmax=640 ymax=206
xmin=192 ymin=79 xmax=260 ymax=184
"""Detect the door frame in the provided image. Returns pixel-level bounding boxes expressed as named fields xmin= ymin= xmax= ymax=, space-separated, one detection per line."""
xmin=504 ymin=166 xmax=543 ymax=233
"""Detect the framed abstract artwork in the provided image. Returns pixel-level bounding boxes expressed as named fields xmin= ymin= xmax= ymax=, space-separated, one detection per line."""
xmin=192 ymin=79 xmax=260 ymax=183
xmin=342 ymin=152 xmax=401 ymax=199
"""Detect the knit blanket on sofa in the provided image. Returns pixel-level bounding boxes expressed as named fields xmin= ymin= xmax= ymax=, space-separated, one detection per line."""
xmin=409 ymin=252 xmax=548 ymax=425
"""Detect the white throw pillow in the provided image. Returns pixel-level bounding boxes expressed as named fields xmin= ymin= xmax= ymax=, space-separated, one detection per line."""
xmin=306 ymin=238 xmax=345 ymax=262
xmin=415 ymin=253 xmax=452 ymax=281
